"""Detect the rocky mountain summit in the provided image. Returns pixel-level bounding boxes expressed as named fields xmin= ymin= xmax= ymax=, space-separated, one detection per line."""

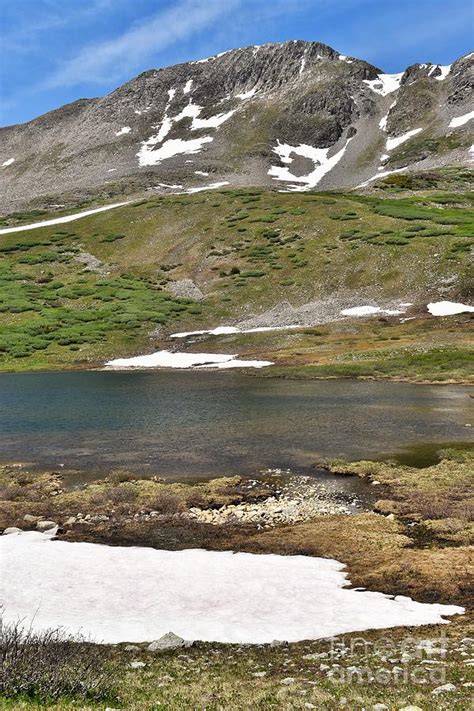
xmin=1 ymin=40 xmax=473 ymax=210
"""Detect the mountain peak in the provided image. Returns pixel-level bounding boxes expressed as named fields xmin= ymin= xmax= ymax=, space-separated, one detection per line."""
xmin=0 ymin=43 xmax=472 ymax=211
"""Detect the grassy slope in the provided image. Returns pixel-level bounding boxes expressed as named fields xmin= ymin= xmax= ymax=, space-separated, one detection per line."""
xmin=0 ymin=169 xmax=473 ymax=376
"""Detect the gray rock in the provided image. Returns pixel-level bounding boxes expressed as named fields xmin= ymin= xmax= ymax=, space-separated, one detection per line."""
xmin=166 ymin=279 xmax=204 ymax=301
xmin=147 ymin=632 xmax=193 ymax=652
xmin=2 ymin=527 xmax=22 ymax=535
xmin=124 ymin=644 xmax=141 ymax=651
xmin=431 ymin=683 xmax=456 ymax=695
xmin=36 ymin=520 xmax=57 ymax=531
xmin=129 ymin=661 xmax=146 ymax=669
xmin=24 ymin=514 xmax=41 ymax=523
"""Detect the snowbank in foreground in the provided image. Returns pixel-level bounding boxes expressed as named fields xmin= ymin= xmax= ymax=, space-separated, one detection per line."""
xmin=105 ymin=350 xmax=273 ymax=369
xmin=1 ymin=531 xmax=463 ymax=645
xmin=427 ymin=301 xmax=474 ymax=316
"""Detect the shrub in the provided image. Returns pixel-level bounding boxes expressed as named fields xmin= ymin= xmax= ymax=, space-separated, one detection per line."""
xmin=0 ymin=484 xmax=23 ymax=501
xmin=0 ymin=618 xmax=116 ymax=703
xmin=108 ymin=470 xmax=135 ymax=485
xmin=149 ymin=491 xmax=185 ymax=514
xmin=289 ymin=207 xmax=305 ymax=215
xmin=239 ymin=270 xmax=266 ymax=278
xmin=107 ymin=484 xmax=138 ymax=504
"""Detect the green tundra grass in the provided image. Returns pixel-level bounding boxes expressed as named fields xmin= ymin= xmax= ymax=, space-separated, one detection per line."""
xmin=0 ymin=173 xmax=473 ymax=375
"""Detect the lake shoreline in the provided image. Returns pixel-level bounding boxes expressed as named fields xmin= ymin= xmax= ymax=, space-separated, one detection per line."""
xmin=2 ymin=450 xmax=472 ymax=708
xmin=1 ymin=448 xmax=472 ymax=607
xmin=0 ymin=359 xmax=473 ymax=385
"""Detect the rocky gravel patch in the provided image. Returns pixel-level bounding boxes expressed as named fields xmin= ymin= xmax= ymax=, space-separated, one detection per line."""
xmin=187 ymin=475 xmax=356 ymax=526
xmin=166 ymin=279 xmax=204 ymax=301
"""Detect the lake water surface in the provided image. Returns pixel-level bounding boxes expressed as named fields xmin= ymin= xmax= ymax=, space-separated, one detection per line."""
xmin=0 ymin=372 xmax=472 ymax=478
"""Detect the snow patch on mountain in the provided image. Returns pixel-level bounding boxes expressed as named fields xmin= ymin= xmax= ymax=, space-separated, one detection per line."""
xmin=386 ymin=128 xmax=422 ymax=151
xmin=236 ymin=87 xmax=257 ymax=100
xmin=2 ymin=158 xmax=15 ymax=167
xmin=268 ymin=137 xmax=353 ymax=190
xmin=433 ymin=64 xmax=451 ymax=81
xmin=170 ymin=324 xmax=300 ymax=338
xmin=299 ymin=47 xmax=308 ymax=75
xmin=185 ymin=181 xmax=229 ymax=193
xmin=379 ymin=101 xmax=397 ymax=130
xmin=138 ymin=136 xmax=214 ymax=167
xmin=449 ymin=111 xmax=474 ymax=128
xmin=363 ymin=73 xmax=403 ymax=96
xmin=138 ymin=98 xmax=236 ymax=166
xmin=427 ymin=301 xmax=474 ymax=316
xmin=191 ymin=108 xmax=236 ymax=130
xmin=358 ymin=167 xmax=408 ymax=187
xmin=0 ymin=201 xmax=132 ymax=235
xmin=115 ymin=126 xmax=131 ymax=136
xmin=341 ymin=305 xmax=405 ymax=317
xmin=193 ymin=50 xmax=232 ymax=65
xmin=183 ymin=79 xmax=193 ymax=94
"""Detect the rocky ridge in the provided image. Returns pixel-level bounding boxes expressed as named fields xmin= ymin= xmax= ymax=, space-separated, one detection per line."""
xmin=1 ymin=41 xmax=472 ymax=210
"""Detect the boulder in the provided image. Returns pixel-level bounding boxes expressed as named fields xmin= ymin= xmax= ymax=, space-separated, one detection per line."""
xmin=432 ymin=683 xmax=456 ymax=695
xmin=2 ymin=527 xmax=22 ymax=535
xmin=24 ymin=514 xmax=41 ymax=523
xmin=36 ymin=520 xmax=57 ymax=531
xmin=147 ymin=632 xmax=193 ymax=652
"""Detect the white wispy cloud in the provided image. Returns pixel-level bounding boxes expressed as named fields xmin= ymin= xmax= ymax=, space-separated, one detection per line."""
xmin=42 ymin=0 xmax=241 ymax=89
xmin=2 ymin=0 xmax=120 ymax=53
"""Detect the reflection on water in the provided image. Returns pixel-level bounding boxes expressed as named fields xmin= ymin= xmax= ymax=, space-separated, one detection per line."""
xmin=0 ymin=371 xmax=472 ymax=477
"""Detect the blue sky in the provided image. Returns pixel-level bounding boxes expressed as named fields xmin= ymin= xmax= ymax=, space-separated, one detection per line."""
xmin=1 ymin=0 xmax=473 ymax=127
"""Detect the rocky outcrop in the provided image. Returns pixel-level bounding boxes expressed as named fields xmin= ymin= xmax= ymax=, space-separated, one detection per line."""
xmin=147 ymin=632 xmax=193 ymax=652
xmin=1 ymin=42 xmax=472 ymax=211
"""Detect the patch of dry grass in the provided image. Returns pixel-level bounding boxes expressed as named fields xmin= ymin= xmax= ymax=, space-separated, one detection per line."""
xmin=323 ymin=449 xmax=474 ymax=540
